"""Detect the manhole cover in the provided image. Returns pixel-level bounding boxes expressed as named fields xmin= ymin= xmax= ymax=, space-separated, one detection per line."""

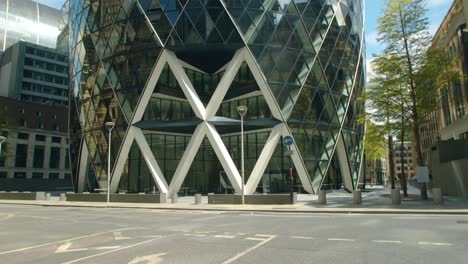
xmin=456 ymin=220 xmax=468 ymax=224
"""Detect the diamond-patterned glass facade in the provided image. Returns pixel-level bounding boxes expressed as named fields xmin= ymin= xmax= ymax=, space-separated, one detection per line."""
xmin=68 ymin=0 xmax=365 ymax=194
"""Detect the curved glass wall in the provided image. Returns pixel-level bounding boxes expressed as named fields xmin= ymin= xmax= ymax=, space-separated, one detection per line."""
xmin=69 ymin=0 xmax=365 ymax=194
xmin=0 ymin=0 xmax=62 ymax=51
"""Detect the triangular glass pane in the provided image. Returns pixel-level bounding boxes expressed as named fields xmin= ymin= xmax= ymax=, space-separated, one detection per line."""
xmin=103 ymin=3 xmax=162 ymax=120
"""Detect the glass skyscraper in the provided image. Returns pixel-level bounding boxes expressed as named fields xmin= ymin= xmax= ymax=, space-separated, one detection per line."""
xmin=67 ymin=0 xmax=365 ymax=195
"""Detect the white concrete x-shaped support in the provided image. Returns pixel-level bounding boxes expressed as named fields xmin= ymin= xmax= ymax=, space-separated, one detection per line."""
xmin=109 ymin=47 xmax=314 ymax=195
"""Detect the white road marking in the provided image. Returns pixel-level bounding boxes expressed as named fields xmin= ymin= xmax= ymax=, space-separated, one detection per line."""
xmin=328 ymin=238 xmax=355 ymax=242
xmin=418 ymin=242 xmax=452 ymax=246
xmin=214 ymin=235 xmax=236 ymax=239
xmin=0 ymin=213 xmax=14 ymax=220
xmin=245 ymin=237 xmax=265 ymax=241
xmin=128 ymin=253 xmax=166 ymax=264
xmin=55 ymin=242 xmax=89 ymax=253
xmin=184 ymin=234 xmax=206 ymax=237
xmin=194 ymin=231 xmax=212 ymax=234
xmin=393 ymin=216 xmax=467 ymax=220
xmin=237 ymin=233 xmax=246 ymax=235
xmin=255 ymin=234 xmax=274 ymax=237
xmin=61 ymin=236 xmax=168 ymax=264
xmin=0 ymin=227 xmax=140 ymax=255
xmin=114 ymin=231 xmax=131 ymax=240
xmin=222 ymin=235 xmax=276 ymax=264
xmin=291 ymin=236 xmax=314 ymax=240
xmin=239 ymin=214 xmax=326 ymax=218
xmin=143 ymin=235 xmax=163 ymax=238
xmin=372 ymin=240 xmax=402 ymax=244
xmin=94 ymin=246 xmax=121 ymax=250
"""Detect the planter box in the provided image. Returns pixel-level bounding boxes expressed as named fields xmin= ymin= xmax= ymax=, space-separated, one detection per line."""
xmin=208 ymin=193 xmax=296 ymax=205
xmin=66 ymin=193 xmax=167 ymax=203
xmin=0 ymin=192 xmax=36 ymax=200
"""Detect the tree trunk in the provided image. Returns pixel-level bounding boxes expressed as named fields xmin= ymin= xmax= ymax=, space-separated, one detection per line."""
xmin=400 ymin=91 xmax=408 ymax=197
xmin=399 ymin=4 xmax=427 ymax=200
xmin=400 ymin=135 xmax=408 ymax=197
xmin=388 ymin=136 xmax=395 ymax=189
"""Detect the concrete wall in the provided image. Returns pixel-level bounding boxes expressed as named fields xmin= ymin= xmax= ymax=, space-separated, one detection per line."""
xmin=431 ymin=140 xmax=468 ymax=198
xmin=66 ymin=193 xmax=167 ymax=203
xmin=0 ymin=192 xmax=36 ymax=200
xmin=208 ymin=194 xmax=296 ymax=204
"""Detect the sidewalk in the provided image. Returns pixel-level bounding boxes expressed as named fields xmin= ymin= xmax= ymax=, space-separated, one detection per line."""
xmin=1 ymin=186 xmax=467 ymax=214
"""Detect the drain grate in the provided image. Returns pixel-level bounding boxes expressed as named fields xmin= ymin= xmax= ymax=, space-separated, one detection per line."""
xmin=456 ymin=220 xmax=468 ymax=224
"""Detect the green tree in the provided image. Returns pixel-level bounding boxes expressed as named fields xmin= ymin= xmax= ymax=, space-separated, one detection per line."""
xmin=377 ymin=0 xmax=433 ymax=199
xmin=361 ymin=53 xmax=405 ymax=190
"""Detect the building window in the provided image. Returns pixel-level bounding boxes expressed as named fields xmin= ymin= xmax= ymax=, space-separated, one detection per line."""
xmin=64 ymin=173 xmax=71 ymax=180
xmin=52 ymin=137 xmax=61 ymax=144
xmin=0 ymin=172 xmax=7 ymax=178
xmin=49 ymin=147 xmax=60 ymax=169
xmin=35 ymin=135 xmax=46 ymax=141
xmin=65 ymin=151 xmax=70 ymax=169
xmin=25 ymin=47 xmax=34 ymax=54
xmin=15 ymin=144 xmax=28 ymax=167
xmin=48 ymin=173 xmax=59 ymax=180
xmin=18 ymin=133 xmax=29 ymax=140
xmin=32 ymin=172 xmax=43 ymax=179
xmin=33 ymin=146 xmax=45 ymax=168
xmin=14 ymin=172 xmax=27 ymax=178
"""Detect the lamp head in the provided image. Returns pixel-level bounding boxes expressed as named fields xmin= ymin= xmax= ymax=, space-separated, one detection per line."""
xmin=105 ymin=122 xmax=115 ymax=131
xmin=236 ymin=105 xmax=248 ymax=117
xmin=0 ymin=136 xmax=5 ymax=144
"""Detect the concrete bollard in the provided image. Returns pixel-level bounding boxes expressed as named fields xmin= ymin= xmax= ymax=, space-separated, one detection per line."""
xmin=45 ymin=193 xmax=51 ymax=200
xmin=36 ymin=192 xmax=46 ymax=200
xmin=432 ymin=188 xmax=443 ymax=205
xmin=317 ymin=190 xmax=326 ymax=204
xmin=60 ymin=193 xmax=66 ymax=201
xmin=160 ymin=193 xmax=167 ymax=203
xmin=195 ymin=194 xmax=202 ymax=205
xmin=391 ymin=189 xmax=401 ymax=205
xmin=171 ymin=193 xmax=178 ymax=203
xmin=353 ymin=190 xmax=362 ymax=205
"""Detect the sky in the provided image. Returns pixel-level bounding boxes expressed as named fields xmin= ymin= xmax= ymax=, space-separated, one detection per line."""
xmin=38 ymin=0 xmax=453 ymax=77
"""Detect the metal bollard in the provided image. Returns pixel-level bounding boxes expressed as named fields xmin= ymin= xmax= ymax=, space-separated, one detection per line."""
xmin=353 ymin=190 xmax=362 ymax=205
xmin=171 ymin=193 xmax=178 ymax=203
xmin=317 ymin=190 xmax=326 ymax=204
xmin=60 ymin=193 xmax=66 ymax=201
xmin=432 ymin=188 xmax=443 ymax=205
xmin=195 ymin=194 xmax=202 ymax=205
xmin=391 ymin=189 xmax=401 ymax=205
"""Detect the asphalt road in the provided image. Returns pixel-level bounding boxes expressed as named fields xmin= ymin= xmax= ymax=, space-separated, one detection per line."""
xmin=0 ymin=205 xmax=467 ymax=264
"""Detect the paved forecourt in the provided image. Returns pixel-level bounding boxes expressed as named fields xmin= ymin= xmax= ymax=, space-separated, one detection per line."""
xmin=1 ymin=205 xmax=468 ymax=264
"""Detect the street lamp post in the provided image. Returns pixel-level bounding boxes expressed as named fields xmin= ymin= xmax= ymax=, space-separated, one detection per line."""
xmin=237 ymin=105 xmax=247 ymax=205
xmin=0 ymin=136 xmax=6 ymax=162
xmin=105 ymin=122 xmax=115 ymax=206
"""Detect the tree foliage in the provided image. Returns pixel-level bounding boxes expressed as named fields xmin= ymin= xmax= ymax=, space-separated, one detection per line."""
xmin=375 ymin=0 xmax=435 ymax=198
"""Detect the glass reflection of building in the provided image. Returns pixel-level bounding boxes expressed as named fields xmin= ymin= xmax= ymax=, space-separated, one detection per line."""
xmin=0 ymin=0 xmax=62 ymax=51
xmin=68 ymin=0 xmax=365 ymax=195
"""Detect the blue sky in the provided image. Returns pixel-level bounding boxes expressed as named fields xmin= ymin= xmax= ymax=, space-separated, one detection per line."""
xmin=39 ymin=0 xmax=452 ymax=73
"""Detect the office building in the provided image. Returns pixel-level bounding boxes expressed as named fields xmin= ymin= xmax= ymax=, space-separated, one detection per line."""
xmin=67 ymin=0 xmax=365 ymax=195
xmin=0 ymin=0 xmax=62 ymax=52
xmin=0 ymin=41 xmax=68 ymax=105
xmin=0 ymin=96 xmax=72 ymax=192
xmin=427 ymin=0 xmax=468 ymax=198
xmin=392 ymin=142 xmax=416 ymax=182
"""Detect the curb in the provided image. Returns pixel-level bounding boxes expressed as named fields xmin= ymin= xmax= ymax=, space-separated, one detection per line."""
xmin=1 ymin=200 xmax=468 ymax=215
